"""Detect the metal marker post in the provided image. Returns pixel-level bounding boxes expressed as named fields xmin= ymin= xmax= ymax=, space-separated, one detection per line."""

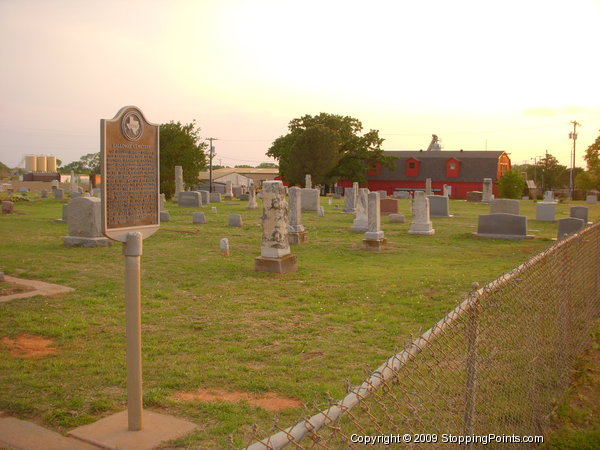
xmin=124 ymin=232 xmax=143 ymax=431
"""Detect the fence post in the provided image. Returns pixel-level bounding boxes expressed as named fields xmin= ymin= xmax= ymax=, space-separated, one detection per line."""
xmin=463 ymin=283 xmax=480 ymax=448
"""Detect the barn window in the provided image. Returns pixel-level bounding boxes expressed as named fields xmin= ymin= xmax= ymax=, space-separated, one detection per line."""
xmin=405 ymin=158 xmax=420 ymax=177
xmin=446 ymin=158 xmax=461 ymax=178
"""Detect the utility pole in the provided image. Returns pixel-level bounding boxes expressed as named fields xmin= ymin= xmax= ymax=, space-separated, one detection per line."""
xmin=206 ymin=137 xmax=218 ymax=193
xmin=569 ymin=121 xmax=580 ymax=200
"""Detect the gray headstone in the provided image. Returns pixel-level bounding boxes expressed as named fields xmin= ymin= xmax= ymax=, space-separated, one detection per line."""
xmin=377 ymin=190 xmax=387 ymax=199
xmin=389 ymin=214 xmax=405 ymax=223
xmin=2 ymin=201 xmax=14 ymax=214
xmin=343 ymin=187 xmax=356 ymax=212
xmin=178 ymin=191 xmax=202 ymax=207
xmin=570 ymin=206 xmax=588 ymax=224
xmin=428 ymin=195 xmax=450 ymax=217
xmin=317 ymin=206 xmax=325 ymax=217
xmin=490 ymin=199 xmax=520 ymax=215
xmin=300 ymin=188 xmax=320 ymax=212
xmin=409 ymin=191 xmax=434 ymax=235
xmin=425 ymin=178 xmax=432 ymax=196
xmin=466 ymin=191 xmax=482 ymax=202
xmin=476 ymin=213 xmax=532 ymax=240
xmin=557 ymin=217 xmax=585 ymax=240
xmin=394 ymin=191 xmax=410 ymax=199
xmin=67 ymin=197 xmax=103 ymax=237
xmin=18 ymin=186 xmax=29 ymax=193
xmin=288 ymin=187 xmax=304 ymax=233
xmin=209 ymin=192 xmax=221 ymax=203
xmin=364 ymin=192 xmax=384 ymax=241
xmin=160 ymin=211 xmax=170 ymax=222
xmin=198 ymin=190 xmax=210 ymax=205
xmin=352 ymin=188 xmax=369 ymax=232
xmin=232 ymin=186 xmax=243 ymax=198
xmin=543 ymin=191 xmax=556 ymax=203
xmin=41 ymin=190 xmax=48 ymax=198
xmin=482 ymin=178 xmax=493 ymax=202
xmin=535 ymin=203 xmax=556 ymax=221
xmin=53 ymin=189 xmax=64 ymax=199
xmin=192 ymin=212 xmax=206 ymax=224
xmin=63 ymin=197 xmax=112 ymax=247
xmin=228 ymin=214 xmax=243 ymax=227
xmin=586 ymin=194 xmax=598 ymax=204
xmin=160 ymin=193 xmax=166 ymax=211
xmin=61 ymin=204 xmax=69 ymax=222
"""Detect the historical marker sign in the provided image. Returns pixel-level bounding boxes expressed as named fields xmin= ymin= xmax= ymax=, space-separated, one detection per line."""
xmin=101 ymin=106 xmax=160 ymax=242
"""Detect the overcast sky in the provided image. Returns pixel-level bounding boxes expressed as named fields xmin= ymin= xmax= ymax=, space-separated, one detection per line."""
xmin=1 ymin=0 xmax=598 ymax=170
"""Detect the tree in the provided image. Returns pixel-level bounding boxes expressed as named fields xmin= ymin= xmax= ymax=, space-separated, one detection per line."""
xmin=256 ymin=162 xmax=278 ymax=169
xmin=159 ymin=121 xmax=207 ymax=198
xmin=497 ymin=169 xmax=526 ymax=199
xmin=287 ymin=124 xmax=341 ymax=186
xmin=575 ymin=171 xmax=598 ymax=192
xmin=59 ymin=153 xmax=100 ymax=174
xmin=267 ymin=113 xmax=395 ymax=185
xmin=530 ymin=153 xmax=567 ymax=190
xmin=584 ymin=133 xmax=600 ymax=180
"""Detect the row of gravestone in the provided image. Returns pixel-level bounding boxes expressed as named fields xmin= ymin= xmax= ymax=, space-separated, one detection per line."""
xmin=56 ymin=184 xmax=593 ymax=253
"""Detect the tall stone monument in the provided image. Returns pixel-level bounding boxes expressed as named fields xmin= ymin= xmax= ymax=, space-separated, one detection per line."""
xmin=305 ymin=174 xmax=312 ymax=189
xmin=174 ymin=166 xmax=183 ymax=203
xmin=343 ymin=187 xmax=357 ymax=213
xmin=70 ymin=171 xmax=76 ymax=193
xmin=255 ymin=181 xmax=297 ymax=273
xmin=352 ymin=188 xmax=369 ymax=232
xmin=224 ymin=180 xmax=234 ymax=200
xmin=247 ymin=186 xmax=258 ymax=209
xmin=287 ymin=186 xmax=307 ymax=244
xmin=425 ymin=178 xmax=433 ymax=196
xmin=409 ymin=191 xmax=435 ymax=235
xmin=362 ymin=192 xmax=387 ymax=250
xmin=482 ymin=178 xmax=493 ymax=203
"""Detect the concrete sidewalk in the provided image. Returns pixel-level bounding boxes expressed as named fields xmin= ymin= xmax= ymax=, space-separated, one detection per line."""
xmin=0 ymin=413 xmax=99 ymax=450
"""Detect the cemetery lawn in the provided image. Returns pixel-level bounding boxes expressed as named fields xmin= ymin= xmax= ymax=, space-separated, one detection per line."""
xmin=0 ymin=195 xmax=598 ymax=448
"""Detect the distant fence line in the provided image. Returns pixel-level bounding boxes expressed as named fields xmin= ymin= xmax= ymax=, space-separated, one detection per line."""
xmin=242 ymin=221 xmax=600 ymax=449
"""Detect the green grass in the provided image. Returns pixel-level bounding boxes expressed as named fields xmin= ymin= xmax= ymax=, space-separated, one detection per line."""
xmin=542 ymin=325 xmax=600 ymax=450
xmin=0 ymin=194 xmax=598 ymax=448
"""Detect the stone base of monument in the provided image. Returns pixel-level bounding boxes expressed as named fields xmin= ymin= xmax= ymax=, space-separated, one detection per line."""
xmin=255 ymin=254 xmax=297 ymax=273
xmin=362 ymin=238 xmax=388 ymax=251
xmin=223 ymin=195 xmax=234 ymax=200
xmin=288 ymin=231 xmax=308 ymax=245
xmin=68 ymin=409 xmax=197 ymax=450
xmin=63 ymin=236 xmax=112 ymax=247
xmin=408 ymin=223 xmax=435 ymax=235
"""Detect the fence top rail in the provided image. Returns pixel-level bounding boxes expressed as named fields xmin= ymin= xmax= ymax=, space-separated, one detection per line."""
xmin=247 ymin=220 xmax=599 ymax=450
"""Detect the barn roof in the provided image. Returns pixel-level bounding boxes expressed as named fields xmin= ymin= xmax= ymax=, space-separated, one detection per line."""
xmin=370 ymin=150 xmax=507 ymax=182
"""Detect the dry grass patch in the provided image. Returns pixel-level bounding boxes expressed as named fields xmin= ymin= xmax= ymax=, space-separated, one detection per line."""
xmin=172 ymin=388 xmax=302 ymax=411
xmin=1 ymin=334 xmax=58 ymax=358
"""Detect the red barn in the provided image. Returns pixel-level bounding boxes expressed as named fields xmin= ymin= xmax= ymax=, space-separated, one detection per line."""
xmin=341 ymin=150 xmax=511 ymax=199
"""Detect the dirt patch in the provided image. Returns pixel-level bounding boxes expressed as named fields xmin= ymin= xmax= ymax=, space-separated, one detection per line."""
xmin=0 ymin=281 xmax=35 ymax=297
xmin=0 ymin=334 xmax=58 ymax=358
xmin=173 ymin=388 xmax=302 ymax=411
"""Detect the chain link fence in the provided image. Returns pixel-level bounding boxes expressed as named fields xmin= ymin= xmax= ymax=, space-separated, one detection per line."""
xmin=243 ymin=221 xmax=600 ymax=449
